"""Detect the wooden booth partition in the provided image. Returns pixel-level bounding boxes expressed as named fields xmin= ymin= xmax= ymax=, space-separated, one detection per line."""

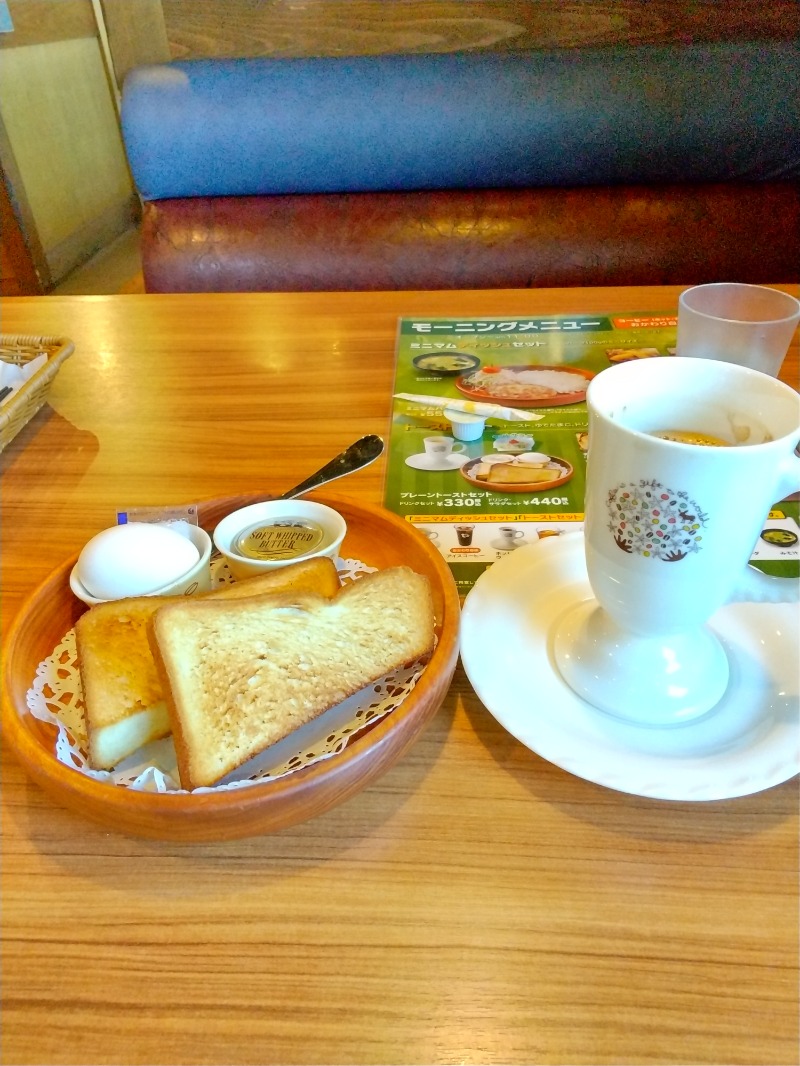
xmin=0 ymin=0 xmax=161 ymax=294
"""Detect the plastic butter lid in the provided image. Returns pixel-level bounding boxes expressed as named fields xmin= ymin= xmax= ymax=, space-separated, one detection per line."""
xmin=232 ymin=519 xmax=325 ymax=561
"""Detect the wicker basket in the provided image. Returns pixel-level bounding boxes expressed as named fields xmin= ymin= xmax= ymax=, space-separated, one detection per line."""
xmin=0 ymin=335 xmax=75 ymax=453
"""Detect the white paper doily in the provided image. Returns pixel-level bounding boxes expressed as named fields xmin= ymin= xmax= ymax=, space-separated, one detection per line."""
xmin=27 ymin=557 xmax=429 ymax=794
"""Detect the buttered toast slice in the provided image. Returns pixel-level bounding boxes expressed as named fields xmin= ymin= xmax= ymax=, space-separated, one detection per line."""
xmin=75 ymin=556 xmax=340 ymax=770
xmin=76 ymin=597 xmax=172 ymax=771
xmin=149 ymin=566 xmax=435 ymax=790
xmin=212 ymin=556 xmax=341 ymax=602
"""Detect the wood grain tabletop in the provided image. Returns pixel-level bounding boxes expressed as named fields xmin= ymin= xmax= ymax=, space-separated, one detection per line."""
xmin=1 ymin=286 xmax=798 ymax=1066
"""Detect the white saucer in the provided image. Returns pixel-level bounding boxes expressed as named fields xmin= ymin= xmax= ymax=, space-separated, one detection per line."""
xmin=461 ymin=532 xmax=799 ymax=801
xmin=405 ymin=452 xmax=469 ymax=471
xmin=490 ymin=538 xmax=527 ymax=551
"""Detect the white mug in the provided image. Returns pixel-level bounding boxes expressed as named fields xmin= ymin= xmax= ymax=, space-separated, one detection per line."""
xmin=423 ymin=435 xmax=466 ymax=457
xmin=498 ymin=526 xmax=524 ymax=544
xmin=554 ymin=356 xmax=800 ymax=726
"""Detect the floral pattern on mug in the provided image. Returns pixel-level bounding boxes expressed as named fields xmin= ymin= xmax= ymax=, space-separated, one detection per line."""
xmin=606 ymin=480 xmax=708 ymax=561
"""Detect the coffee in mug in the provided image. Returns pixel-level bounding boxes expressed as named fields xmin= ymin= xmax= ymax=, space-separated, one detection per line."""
xmin=651 ymin=429 xmax=731 ymax=447
xmin=498 ymin=526 xmax=524 ymax=545
xmin=553 ymin=356 xmax=799 ymax=726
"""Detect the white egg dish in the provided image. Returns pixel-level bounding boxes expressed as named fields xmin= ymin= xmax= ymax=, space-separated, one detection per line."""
xmin=69 ymin=521 xmax=212 ymax=605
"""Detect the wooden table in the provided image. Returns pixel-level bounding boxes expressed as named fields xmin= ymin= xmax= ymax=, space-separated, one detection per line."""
xmin=2 ymin=287 xmax=798 ymax=1066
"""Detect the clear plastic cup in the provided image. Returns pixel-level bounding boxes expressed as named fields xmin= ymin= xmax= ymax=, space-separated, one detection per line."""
xmin=676 ymin=283 xmax=800 ymax=376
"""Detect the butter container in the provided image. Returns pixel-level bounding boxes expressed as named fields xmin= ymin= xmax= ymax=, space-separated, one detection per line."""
xmin=213 ymin=499 xmax=347 ymax=579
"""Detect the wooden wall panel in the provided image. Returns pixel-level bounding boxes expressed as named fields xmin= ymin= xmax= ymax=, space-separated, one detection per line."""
xmin=159 ymin=0 xmax=800 ymax=61
xmin=0 ymin=0 xmax=142 ymax=287
xmin=97 ymin=0 xmax=170 ymax=87
xmin=0 ymin=36 xmax=135 ymax=279
xmin=0 ymin=0 xmax=95 ymax=47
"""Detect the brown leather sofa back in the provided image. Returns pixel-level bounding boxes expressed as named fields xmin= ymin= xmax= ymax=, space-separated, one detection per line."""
xmin=141 ymin=183 xmax=799 ymax=292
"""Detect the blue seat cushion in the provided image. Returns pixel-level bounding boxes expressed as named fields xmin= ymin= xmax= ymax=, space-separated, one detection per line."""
xmin=121 ymin=43 xmax=800 ymax=201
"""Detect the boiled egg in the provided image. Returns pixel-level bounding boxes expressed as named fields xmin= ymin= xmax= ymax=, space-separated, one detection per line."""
xmin=480 ymin=454 xmax=515 ymax=465
xmin=76 ymin=522 xmax=200 ymax=600
xmin=516 ymin=452 xmax=551 ymax=465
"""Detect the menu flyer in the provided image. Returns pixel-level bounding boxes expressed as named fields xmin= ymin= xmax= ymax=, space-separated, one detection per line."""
xmin=382 ymin=311 xmax=799 ymax=596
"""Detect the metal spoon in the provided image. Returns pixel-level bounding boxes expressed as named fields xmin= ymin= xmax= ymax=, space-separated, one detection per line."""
xmin=278 ymin=434 xmax=384 ymax=500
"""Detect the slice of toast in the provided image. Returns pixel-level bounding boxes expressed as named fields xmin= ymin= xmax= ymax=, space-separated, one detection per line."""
xmin=148 ymin=566 xmax=435 ymax=790
xmin=76 ymin=597 xmax=172 ymax=771
xmin=487 ymin=463 xmax=554 ymax=484
xmin=208 ymin=556 xmax=341 ymax=603
xmin=75 ymin=556 xmax=340 ymax=770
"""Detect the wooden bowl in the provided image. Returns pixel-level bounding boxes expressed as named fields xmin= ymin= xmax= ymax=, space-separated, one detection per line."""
xmin=2 ymin=493 xmax=460 ymax=841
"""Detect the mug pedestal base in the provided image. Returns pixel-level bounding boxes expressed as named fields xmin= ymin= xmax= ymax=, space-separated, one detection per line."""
xmin=553 ymin=601 xmax=730 ymax=727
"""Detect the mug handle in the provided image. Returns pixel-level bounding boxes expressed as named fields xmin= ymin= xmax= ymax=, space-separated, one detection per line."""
xmin=451 ymin=443 xmax=467 ymax=453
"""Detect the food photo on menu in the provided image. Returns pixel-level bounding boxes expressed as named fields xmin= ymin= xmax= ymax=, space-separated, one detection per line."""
xmin=383 ymin=311 xmax=699 ymax=595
